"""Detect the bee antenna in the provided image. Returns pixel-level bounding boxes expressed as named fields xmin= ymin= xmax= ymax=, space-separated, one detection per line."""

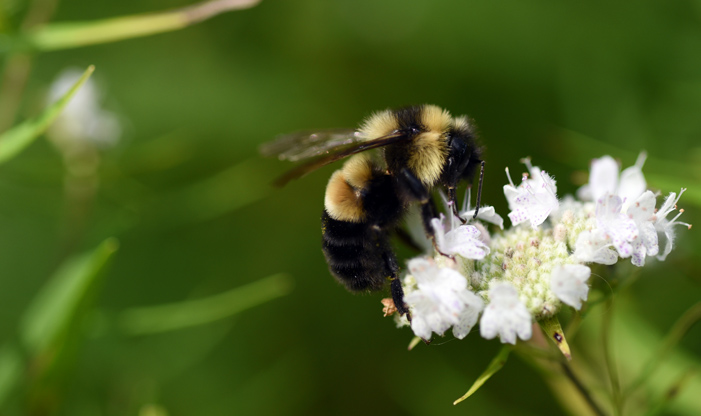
xmin=472 ymin=161 xmax=486 ymax=220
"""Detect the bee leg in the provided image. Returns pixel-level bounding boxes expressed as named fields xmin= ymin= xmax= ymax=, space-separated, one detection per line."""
xmin=422 ymin=199 xmax=455 ymax=259
xmin=472 ymin=161 xmax=486 ymax=219
xmin=397 ymin=168 xmax=453 ymax=259
xmin=377 ymin=241 xmax=411 ymax=320
xmin=447 ymin=186 xmax=466 ymax=224
xmin=390 ymin=275 xmax=411 ymax=321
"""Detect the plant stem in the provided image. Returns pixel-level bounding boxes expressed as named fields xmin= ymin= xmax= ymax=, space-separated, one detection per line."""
xmin=560 ymin=361 xmax=608 ymax=416
xmin=602 ymin=298 xmax=622 ymax=415
xmin=0 ymin=0 xmax=61 ymax=131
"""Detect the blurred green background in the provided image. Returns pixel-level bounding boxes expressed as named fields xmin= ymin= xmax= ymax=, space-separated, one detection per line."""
xmin=1 ymin=0 xmax=700 ymax=415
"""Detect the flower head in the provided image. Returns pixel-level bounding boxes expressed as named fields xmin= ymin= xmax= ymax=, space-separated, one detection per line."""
xmin=391 ymin=154 xmax=689 ymax=355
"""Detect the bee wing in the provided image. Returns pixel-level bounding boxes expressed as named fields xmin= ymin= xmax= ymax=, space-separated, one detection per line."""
xmin=272 ymin=131 xmax=407 ymax=187
xmin=259 ymin=129 xmax=361 ymax=162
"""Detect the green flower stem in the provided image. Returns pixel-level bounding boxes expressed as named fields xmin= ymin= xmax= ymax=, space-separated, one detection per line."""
xmin=24 ymin=0 xmax=261 ymax=51
xmin=560 ymin=361 xmax=608 ymax=416
xmin=0 ymin=54 xmax=32 ymax=132
xmin=516 ymin=346 xmax=604 ymax=416
xmin=0 ymin=0 xmax=60 ymax=131
xmin=602 ymin=298 xmax=622 ymax=416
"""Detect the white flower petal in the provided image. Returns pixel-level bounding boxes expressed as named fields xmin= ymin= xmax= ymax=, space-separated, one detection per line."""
xmin=461 ymin=205 xmax=505 ymax=230
xmin=432 ymin=215 xmax=490 ymax=260
xmin=654 ymin=189 xmax=690 ymax=261
xmin=550 ymin=264 xmax=591 ymax=310
xmin=452 ymin=291 xmax=485 ymax=339
xmin=479 ymin=283 xmax=532 ymax=344
xmin=580 ymin=156 xmax=619 ymax=201
xmin=596 ymin=194 xmax=638 ymax=258
xmin=578 ymin=152 xmax=648 ymax=211
xmin=619 ymin=167 xmax=646 ymax=210
xmin=430 ymin=217 xmax=447 ymax=251
xmin=574 ymin=229 xmax=619 ymax=265
xmin=444 ymin=226 xmax=490 ymax=259
xmin=404 ymin=258 xmax=483 ymax=339
xmin=504 ymin=167 xmax=559 ymax=228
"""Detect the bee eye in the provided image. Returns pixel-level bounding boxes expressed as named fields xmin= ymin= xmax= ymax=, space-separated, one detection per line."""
xmin=410 ymin=126 xmax=420 ymax=135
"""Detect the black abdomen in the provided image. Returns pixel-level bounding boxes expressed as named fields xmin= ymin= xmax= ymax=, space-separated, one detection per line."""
xmin=321 ymin=210 xmax=395 ymax=292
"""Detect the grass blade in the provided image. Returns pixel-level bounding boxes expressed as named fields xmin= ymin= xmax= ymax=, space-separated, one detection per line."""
xmin=119 ymin=273 xmax=293 ymax=335
xmin=454 ymin=345 xmax=511 ymax=405
xmin=19 ymin=238 xmax=119 ymax=356
xmin=0 ymin=65 xmax=94 ymax=164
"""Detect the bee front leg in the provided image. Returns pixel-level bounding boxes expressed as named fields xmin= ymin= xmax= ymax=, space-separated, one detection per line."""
xmin=447 ymin=186 xmax=466 ymax=224
xmin=396 ymin=168 xmax=453 ymax=259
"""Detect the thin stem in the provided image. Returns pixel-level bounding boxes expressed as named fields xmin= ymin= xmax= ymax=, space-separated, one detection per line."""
xmin=602 ymin=298 xmax=622 ymax=415
xmin=0 ymin=54 xmax=32 ymax=132
xmin=560 ymin=361 xmax=608 ymax=416
xmin=0 ymin=0 xmax=61 ymax=131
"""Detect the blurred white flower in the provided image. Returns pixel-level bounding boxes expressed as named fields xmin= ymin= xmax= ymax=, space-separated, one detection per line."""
xmin=503 ymin=159 xmax=559 ymax=228
xmin=550 ymin=264 xmax=591 ymax=310
xmin=47 ymin=68 xmax=121 ymax=148
xmin=577 ymin=153 xmax=647 ymax=211
xmin=404 ymin=258 xmax=484 ymax=339
xmin=479 ymin=283 xmax=532 ymax=344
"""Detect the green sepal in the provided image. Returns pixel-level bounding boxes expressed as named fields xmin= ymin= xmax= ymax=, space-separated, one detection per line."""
xmin=539 ymin=315 xmax=572 ymax=360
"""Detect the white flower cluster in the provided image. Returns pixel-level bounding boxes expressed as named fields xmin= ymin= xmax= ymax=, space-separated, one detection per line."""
xmin=398 ymin=154 xmax=690 ymax=344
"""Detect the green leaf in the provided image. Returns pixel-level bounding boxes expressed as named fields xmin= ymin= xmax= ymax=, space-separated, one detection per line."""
xmin=0 ymin=65 xmax=94 ymax=164
xmin=454 ymin=345 xmax=511 ymax=405
xmin=24 ymin=0 xmax=262 ymax=51
xmin=119 ymin=273 xmax=293 ymax=335
xmin=19 ymin=238 xmax=119 ymax=356
xmin=0 ymin=345 xmax=22 ymax=407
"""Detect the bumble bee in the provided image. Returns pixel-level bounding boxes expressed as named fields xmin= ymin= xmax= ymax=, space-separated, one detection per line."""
xmin=261 ymin=105 xmax=484 ymax=319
